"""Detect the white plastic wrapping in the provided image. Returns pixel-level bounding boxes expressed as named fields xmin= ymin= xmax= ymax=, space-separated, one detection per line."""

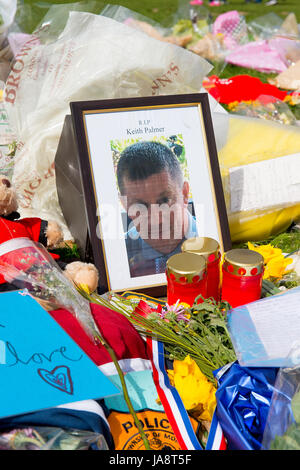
xmin=3 ymin=12 xmax=211 ymax=239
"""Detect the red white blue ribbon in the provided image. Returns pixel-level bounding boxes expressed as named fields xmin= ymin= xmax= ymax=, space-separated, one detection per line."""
xmin=206 ymin=411 xmax=227 ymax=450
xmin=147 ymin=338 xmax=226 ymax=451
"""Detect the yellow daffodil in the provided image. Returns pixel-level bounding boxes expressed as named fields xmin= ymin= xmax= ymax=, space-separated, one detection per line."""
xmin=263 ymin=255 xmax=293 ymax=280
xmin=247 ymin=242 xmax=293 ymax=280
xmin=247 ymin=242 xmax=282 ymax=264
xmin=168 ymin=355 xmax=216 ymax=421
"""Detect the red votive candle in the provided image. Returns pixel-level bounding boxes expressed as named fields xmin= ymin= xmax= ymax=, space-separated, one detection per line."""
xmin=221 ymin=248 xmax=264 ymax=308
xmin=166 ymin=252 xmax=207 ymax=307
xmin=182 ymin=237 xmax=221 ymax=301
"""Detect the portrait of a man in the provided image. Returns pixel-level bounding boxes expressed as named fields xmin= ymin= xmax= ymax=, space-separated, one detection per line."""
xmin=116 ymin=140 xmax=198 ymax=277
xmin=72 ymin=97 xmax=228 ymax=293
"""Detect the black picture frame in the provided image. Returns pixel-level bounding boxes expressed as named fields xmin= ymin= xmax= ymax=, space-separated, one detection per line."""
xmin=57 ymin=93 xmax=231 ymax=297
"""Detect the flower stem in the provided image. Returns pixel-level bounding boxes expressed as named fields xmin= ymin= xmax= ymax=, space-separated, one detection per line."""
xmin=94 ymin=333 xmax=151 ymax=450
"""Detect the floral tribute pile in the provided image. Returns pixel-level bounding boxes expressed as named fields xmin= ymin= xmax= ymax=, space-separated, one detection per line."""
xmin=0 ymin=233 xmax=300 ymax=450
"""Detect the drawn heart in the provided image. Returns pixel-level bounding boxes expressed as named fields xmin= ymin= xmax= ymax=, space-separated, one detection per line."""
xmin=37 ymin=365 xmax=74 ymax=395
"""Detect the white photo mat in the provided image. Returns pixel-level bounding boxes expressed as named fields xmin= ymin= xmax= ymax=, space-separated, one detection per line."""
xmin=83 ymin=105 xmax=221 ymax=291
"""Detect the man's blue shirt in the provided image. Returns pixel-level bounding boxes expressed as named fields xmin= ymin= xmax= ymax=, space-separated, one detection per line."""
xmin=125 ymin=211 xmax=198 ymax=277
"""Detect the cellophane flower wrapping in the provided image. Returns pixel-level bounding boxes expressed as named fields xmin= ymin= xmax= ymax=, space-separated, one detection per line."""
xmin=213 ymin=362 xmax=278 ymax=450
xmin=0 ymin=238 xmax=98 ymax=342
xmin=0 ymin=426 xmax=108 ymax=450
xmin=262 ymin=348 xmax=300 ymax=450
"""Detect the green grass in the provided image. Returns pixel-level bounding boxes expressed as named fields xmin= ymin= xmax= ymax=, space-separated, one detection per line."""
xmin=17 ymin=0 xmax=300 ymax=33
xmin=217 ymin=63 xmax=277 ymax=81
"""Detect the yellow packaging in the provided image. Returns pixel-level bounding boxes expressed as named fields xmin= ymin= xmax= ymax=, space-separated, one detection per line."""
xmin=218 ymin=115 xmax=300 ymax=243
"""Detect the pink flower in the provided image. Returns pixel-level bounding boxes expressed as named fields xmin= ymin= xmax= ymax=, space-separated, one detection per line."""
xmin=160 ymin=300 xmax=190 ymax=323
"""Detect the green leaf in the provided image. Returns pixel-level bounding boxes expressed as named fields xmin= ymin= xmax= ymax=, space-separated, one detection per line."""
xmin=291 ymin=391 xmax=300 ymax=424
xmin=270 ymin=424 xmax=300 ymax=450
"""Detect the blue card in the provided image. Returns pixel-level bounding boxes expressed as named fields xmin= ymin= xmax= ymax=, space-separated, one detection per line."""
xmin=104 ymin=370 xmax=165 ymax=413
xmin=0 ymin=291 xmax=120 ymax=419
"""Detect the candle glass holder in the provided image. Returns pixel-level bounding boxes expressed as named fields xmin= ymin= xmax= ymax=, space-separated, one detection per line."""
xmin=221 ymin=248 xmax=264 ymax=308
xmin=166 ymin=252 xmax=207 ymax=307
xmin=182 ymin=237 xmax=221 ymax=302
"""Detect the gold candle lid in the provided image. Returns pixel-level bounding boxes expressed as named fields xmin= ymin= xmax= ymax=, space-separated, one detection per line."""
xmin=166 ymin=252 xmax=207 ymax=284
xmin=182 ymin=237 xmax=220 ymax=262
xmin=223 ymin=248 xmax=264 ymax=276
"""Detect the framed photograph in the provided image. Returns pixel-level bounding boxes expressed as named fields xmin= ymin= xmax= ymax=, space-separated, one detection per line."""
xmin=70 ymin=93 xmax=231 ymax=296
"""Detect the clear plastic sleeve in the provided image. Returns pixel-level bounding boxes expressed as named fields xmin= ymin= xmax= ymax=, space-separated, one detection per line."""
xmin=100 ymin=4 xmax=173 ymax=41
xmin=0 ymin=238 xmax=97 ymax=342
xmin=248 ymin=13 xmax=284 ymax=41
xmin=262 ymin=357 xmax=300 ymax=450
xmin=0 ymin=0 xmax=17 ymax=46
xmin=228 ymin=97 xmax=296 ymax=126
xmin=0 ymin=426 xmax=108 ymax=450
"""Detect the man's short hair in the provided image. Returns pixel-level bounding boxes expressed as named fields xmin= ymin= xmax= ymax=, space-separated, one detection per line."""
xmin=117 ymin=140 xmax=183 ymax=195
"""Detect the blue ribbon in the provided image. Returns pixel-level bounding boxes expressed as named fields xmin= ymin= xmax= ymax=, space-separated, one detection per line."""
xmin=214 ymin=362 xmax=278 ymax=450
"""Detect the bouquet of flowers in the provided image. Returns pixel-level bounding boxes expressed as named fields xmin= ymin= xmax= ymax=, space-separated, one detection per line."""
xmin=79 ymin=291 xmax=237 ymax=446
xmin=82 ymin=292 xmax=237 ymax=383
